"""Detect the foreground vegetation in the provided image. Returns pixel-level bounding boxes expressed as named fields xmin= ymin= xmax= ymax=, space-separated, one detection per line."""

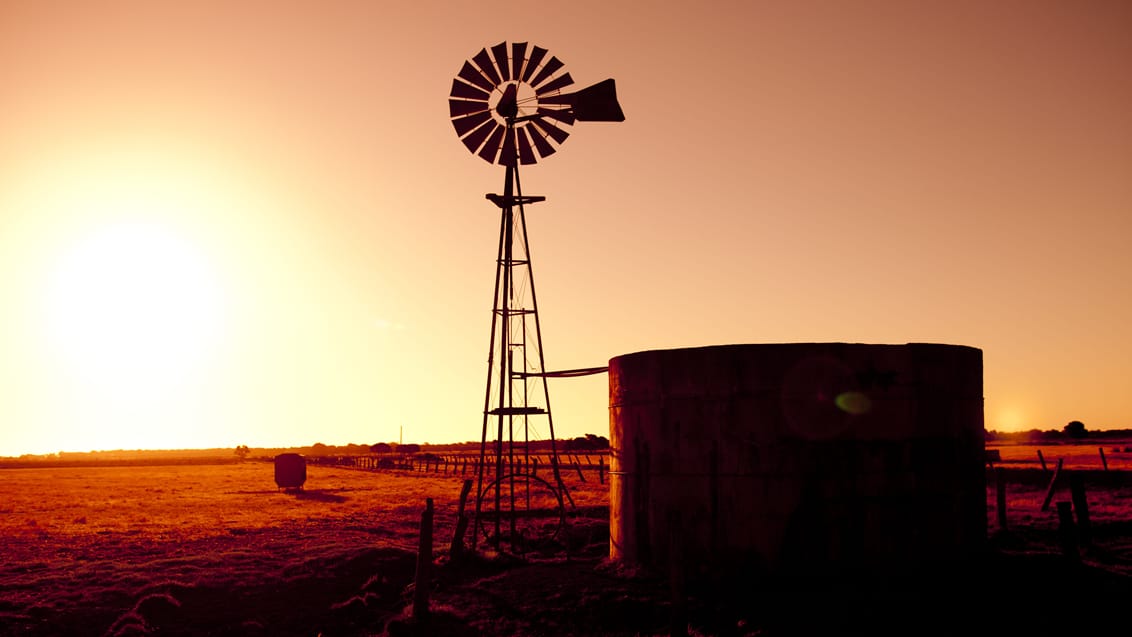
xmin=2 ymin=444 xmax=1132 ymax=636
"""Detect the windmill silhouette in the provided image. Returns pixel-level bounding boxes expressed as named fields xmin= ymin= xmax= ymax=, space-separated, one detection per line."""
xmin=448 ymin=41 xmax=624 ymax=551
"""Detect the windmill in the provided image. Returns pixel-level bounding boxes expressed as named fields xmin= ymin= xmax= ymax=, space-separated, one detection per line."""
xmin=448 ymin=42 xmax=624 ymax=552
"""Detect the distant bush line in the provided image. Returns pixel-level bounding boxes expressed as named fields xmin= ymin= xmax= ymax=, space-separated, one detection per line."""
xmin=987 ymin=428 xmax=1132 ymax=443
xmin=0 ymin=436 xmax=612 ymax=468
xmin=0 ymin=456 xmax=240 ymax=469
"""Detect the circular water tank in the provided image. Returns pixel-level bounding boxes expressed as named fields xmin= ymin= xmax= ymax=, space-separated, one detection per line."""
xmin=608 ymin=343 xmax=985 ymax=581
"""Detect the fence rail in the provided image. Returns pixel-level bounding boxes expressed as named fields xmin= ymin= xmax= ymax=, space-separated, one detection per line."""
xmin=304 ymin=450 xmax=611 ymax=484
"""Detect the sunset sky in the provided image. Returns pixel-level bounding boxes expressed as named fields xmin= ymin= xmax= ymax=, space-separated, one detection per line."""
xmin=2 ymin=1 xmax=1130 ymax=456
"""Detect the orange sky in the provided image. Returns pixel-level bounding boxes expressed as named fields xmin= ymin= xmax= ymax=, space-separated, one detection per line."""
xmin=2 ymin=1 xmax=1130 ymax=456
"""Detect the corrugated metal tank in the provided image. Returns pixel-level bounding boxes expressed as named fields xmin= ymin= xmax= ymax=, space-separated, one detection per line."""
xmin=608 ymin=343 xmax=985 ymax=580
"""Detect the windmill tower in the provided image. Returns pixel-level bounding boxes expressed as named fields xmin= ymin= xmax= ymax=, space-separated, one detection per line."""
xmin=447 ymin=42 xmax=624 ymax=551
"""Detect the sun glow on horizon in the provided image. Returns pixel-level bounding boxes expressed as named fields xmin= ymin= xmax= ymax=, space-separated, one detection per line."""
xmin=41 ymin=217 xmax=227 ymax=448
xmin=46 ymin=220 xmax=224 ymax=379
xmin=992 ymin=403 xmax=1030 ymax=433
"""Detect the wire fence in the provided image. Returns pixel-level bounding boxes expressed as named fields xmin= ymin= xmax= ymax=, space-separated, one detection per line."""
xmin=306 ymin=450 xmax=612 ymax=484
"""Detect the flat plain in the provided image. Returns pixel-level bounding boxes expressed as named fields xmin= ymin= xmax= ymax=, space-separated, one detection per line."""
xmin=2 ymin=444 xmax=1131 ymax=636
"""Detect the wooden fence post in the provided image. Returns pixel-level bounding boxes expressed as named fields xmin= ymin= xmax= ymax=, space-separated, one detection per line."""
xmin=1069 ymin=473 xmax=1091 ymax=546
xmin=598 ymin=456 xmax=605 ymax=485
xmin=1041 ymin=458 xmax=1063 ymax=512
xmin=413 ymin=498 xmax=434 ymax=620
xmin=1099 ymin=447 xmax=1108 ymax=471
xmin=573 ymin=455 xmax=586 ymax=482
xmin=450 ymin=479 xmax=473 ymax=560
xmin=1056 ymin=501 xmax=1078 ymax=562
xmin=1037 ymin=449 xmax=1047 ymax=472
xmin=995 ymin=466 xmax=1008 ymax=531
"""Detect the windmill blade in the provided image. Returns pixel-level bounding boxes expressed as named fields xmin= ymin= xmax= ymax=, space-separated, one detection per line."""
xmin=452 ymin=110 xmax=492 ymax=137
xmin=499 ymin=127 xmax=518 ymax=166
xmin=471 ymin=48 xmax=501 ymax=86
xmin=525 ymin=125 xmax=558 ymax=160
xmin=478 ymin=123 xmax=506 ymax=164
xmin=457 ymin=60 xmax=495 ymax=93
xmin=521 ymin=46 xmax=548 ymax=83
xmin=460 ymin=118 xmax=497 ymax=155
xmin=535 ymin=72 xmax=573 ymax=96
xmin=511 ymin=42 xmax=528 ymax=83
xmin=450 ymin=78 xmax=490 ymax=101
xmin=532 ymin=117 xmax=570 ymax=144
xmin=450 ymin=98 xmax=489 ymax=118
xmin=491 ymin=42 xmax=511 ymax=81
xmin=536 ymin=107 xmax=576 ymax=126
xmin=516 ymin=128 xmax=538 ymax=165
xmin=529 ymin=56 xmax=564 ymax=89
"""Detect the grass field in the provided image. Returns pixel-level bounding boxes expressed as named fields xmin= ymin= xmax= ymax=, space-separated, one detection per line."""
xmin=0 ymin=462 xmax=608 ymax=636
xmin=2 ymin=448 xmax=1131 ymax=636
xmin=987 ymin=440 xmax=1132 ymax=470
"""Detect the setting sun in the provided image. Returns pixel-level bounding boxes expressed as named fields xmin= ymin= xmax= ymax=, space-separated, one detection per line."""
xmin=41 ymin=219 xmax=226 ymax=446
xmin=992 ymin=404 xmax=1029 ymax=432
xmin=45 ymin=220 xmax=224 ymax=390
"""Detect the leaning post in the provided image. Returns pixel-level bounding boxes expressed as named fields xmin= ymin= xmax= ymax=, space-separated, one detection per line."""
xmin=1069 ymin=473 xmax=1091 ymax=546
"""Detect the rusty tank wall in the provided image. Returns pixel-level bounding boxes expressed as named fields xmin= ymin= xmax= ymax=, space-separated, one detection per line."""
xmin=608 ymin=343 xmax=985 ymax=581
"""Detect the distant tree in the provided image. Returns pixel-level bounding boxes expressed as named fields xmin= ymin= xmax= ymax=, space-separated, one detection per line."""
xmin=234 ymin=445 xmax=250 ymax=461
xmin=564 ymin=435 xmax=609 ymax=451
xmin=398 ymin=443 xmax=421 ymax=454
xmin=370 ymin=442 xmax=392 ymax=454
xmin=1064 ymin=420 xmax=1088 ymax=439
xmin=584 ymin=433 xmax=610 ymax=449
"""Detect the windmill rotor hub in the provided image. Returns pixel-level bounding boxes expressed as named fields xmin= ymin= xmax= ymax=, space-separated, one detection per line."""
xmin=491 ymin=82 xmax=524 ymax=122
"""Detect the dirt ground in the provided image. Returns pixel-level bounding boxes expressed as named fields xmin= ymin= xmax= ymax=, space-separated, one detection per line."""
xmin=2 ymin=457 xmax=1131 ymax=636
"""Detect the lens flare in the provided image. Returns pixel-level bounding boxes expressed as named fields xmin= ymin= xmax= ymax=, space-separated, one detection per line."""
xmin=835 ymin=391 xmax=872 ymax=415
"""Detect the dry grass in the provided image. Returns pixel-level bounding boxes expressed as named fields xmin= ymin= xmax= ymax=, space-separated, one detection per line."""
xmin=0 ymin=461 xmax=607 ymax=636
xmin=2 ymin=453 xmax=1131 ymax=636
xmin=988 ymin=440 xmax=1132 ymax=470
